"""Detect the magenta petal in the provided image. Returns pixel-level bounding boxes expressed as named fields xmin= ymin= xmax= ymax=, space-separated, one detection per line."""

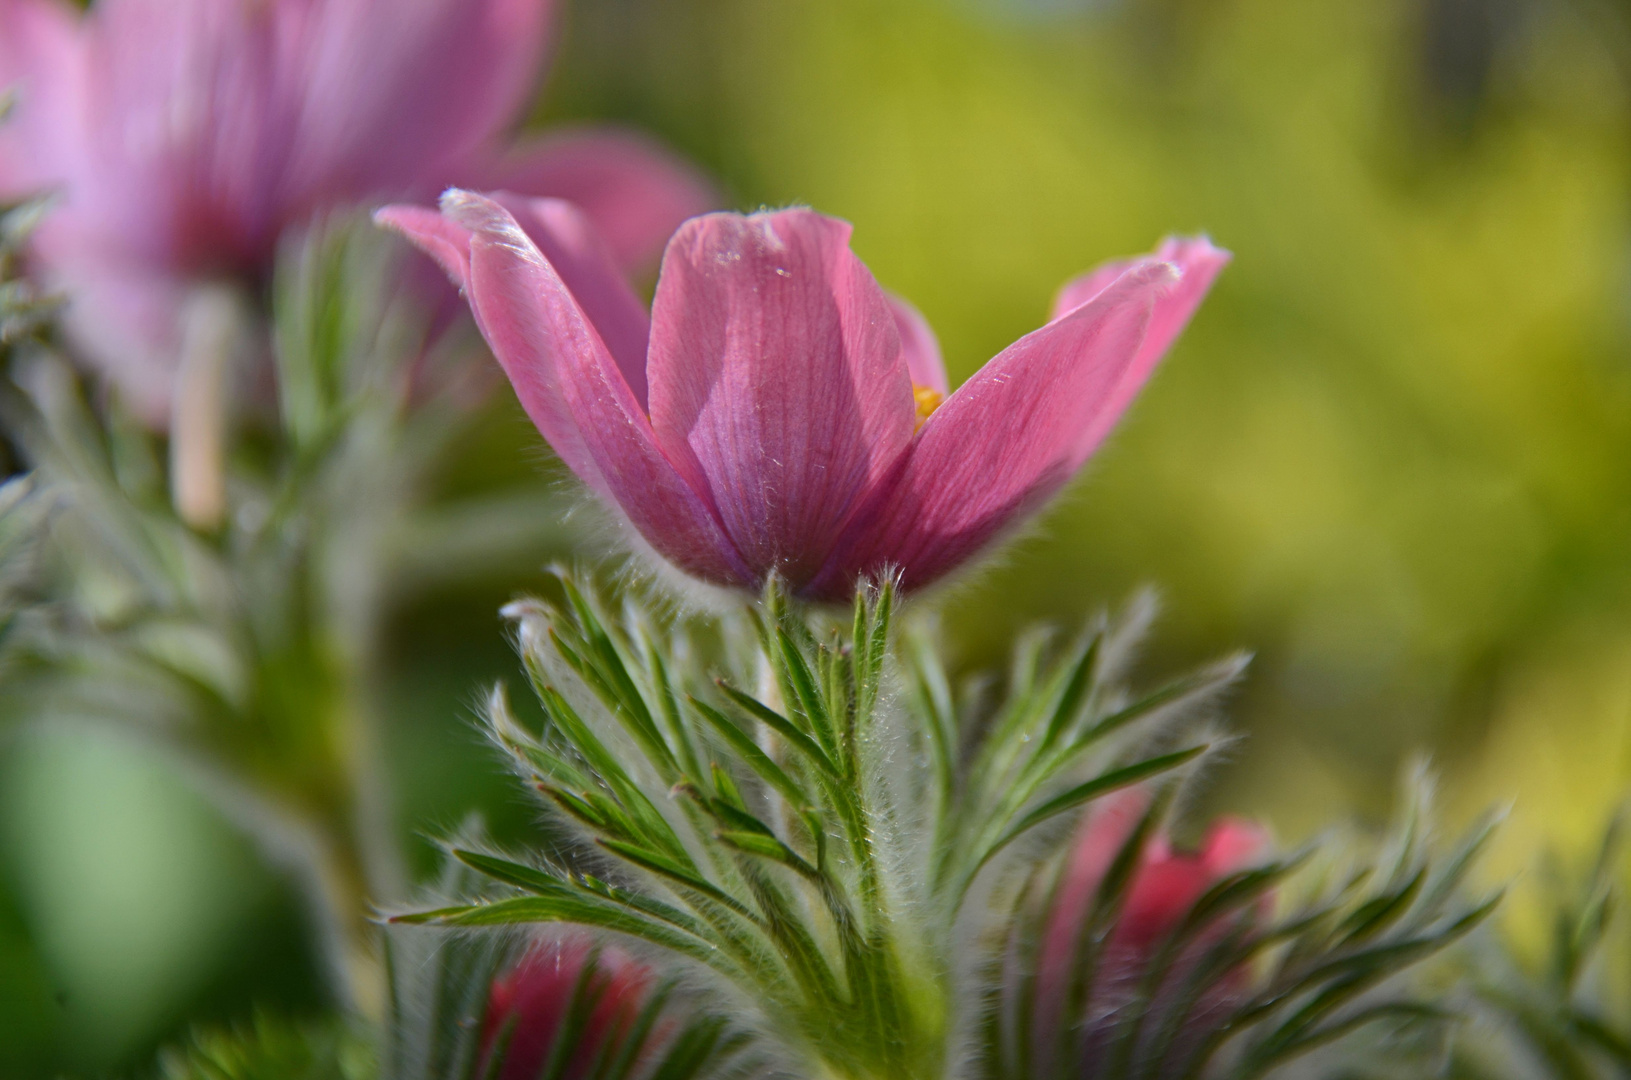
xmin=1054 ymin=237 xmax=1229 ymax=467
xmin=887 ymin=293 xmax=948 ymax=396
xmin=376 ymin=204 xmax=474 ymax=288
xmin=58 ymin=0 xmax=550 ymax=270
xmin=1049 ymin=257 xmax=1140 ymax=322
xmin=0 ymin=0 xmax=82 ymax=197
xmin=488 ymin=194 xmax=653 ymax=410
xmin=1123 ymin=237 xmax=1230 ymax=383
xmin=279 ymin=0 xmax=553 ymax=207
xmin=1200 ymin=819 xmax=1270 ymax=875
xmin=51 ymin=254 xmax=192 ymax=424
xmin=49 ymin=0 xmax=300 ymax=270
xmin=441 ymin=190 xmax=748 ymax=585
xmin=645 ymin=209 xmax=916 ymax=586
xmin=809 ymin=261 xmax=1181 ymax=598
xmin=480 ymin=127 xmax=719 ymax=274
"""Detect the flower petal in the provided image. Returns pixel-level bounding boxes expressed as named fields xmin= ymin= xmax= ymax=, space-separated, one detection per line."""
xmin=1049 ymin=257 xmax=1140 ymax=322
xmin=375 ymin=203 xmax=474 ymax=287
xmin=887 ymin=292 xmax=947 ymax=395
xmin=809 ymin=260 xmax=1180 ymax=598
xmin=0 ymin=0 xmax=83 ymax=197
xmin=383 ymin=194 xmax=653 ymax=409
xmin=43 ymin=0 xmax=299 ymax=269
xmin=481 ymin=126 xmax=719 ymax=274
xmin=53 ymin=0 xmax=550 ymax=270
xmin=279 ymin=0 xmax=553 ymax=208
xmin=50 ymin=253 xmax=192 ymax=424
xmin=645 ymin=209 xmax=916 ymax=586
xmin=1200 ymin=819 xmax=1270 ymax=875
xmin=439 ymin=190 xmax=748 ymax=585
xmin=1053 ymin=237 xmax=1230 ymax=465
xmin=488 ymin=194 xmax=653 ymax=410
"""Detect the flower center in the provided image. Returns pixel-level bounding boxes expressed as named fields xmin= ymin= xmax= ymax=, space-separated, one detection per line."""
xmin=913 ymin=385 xmax=944 ymax=431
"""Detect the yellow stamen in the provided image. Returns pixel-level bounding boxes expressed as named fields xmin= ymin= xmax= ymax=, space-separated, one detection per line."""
xmin=912 ymin=385 xmax=944 ymax=431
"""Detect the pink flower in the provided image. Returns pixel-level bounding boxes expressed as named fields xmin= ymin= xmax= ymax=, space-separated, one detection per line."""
xmin=478 ymin=937 xmax=659 ymax=1080
xmin=1029 ymin=791 xmax=1269 ymax=1075
xmin=0 ymin=0 xmax=713 ymax=422
xmin=378 ymin=191 xmax=1227 ymax=601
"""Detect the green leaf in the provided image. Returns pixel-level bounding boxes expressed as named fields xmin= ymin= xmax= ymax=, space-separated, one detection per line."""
xmin=774 ymin=624 xmax=840 ymax=762
xmin=1335 ymin=865 xmax=1426 ymax=946
xmin=537 ymin=949 xmax=611 ymax=1080
xmin=1033 ymin=630 xmax=1100 ymax=759
xmin=648 ymin=1018 xmax=742 ymax=1080
xmin=602 ymin=982 xmax=675 ymax=1080
xmin=716 ymin=830 xmax=821 ymax=880
xmin=966 ymin=745 xmax=1209 ymax=889
xmin=596 ymin=838 xmax=759 ymax=923
xmin=1248 ymin=1000 xmax=1450 ymax=1074
xmin=690 ymin=695 xmax=813 ymax=806
xmin=715 ymin=681 xmax=839 ymax=777
xmin=156 ymin=1013 xmax=373 ymax=1080
xmin=390 ymin=896 xmax=726 ymax=971
xmin=450 ymin=848 xmax=565 ymax=896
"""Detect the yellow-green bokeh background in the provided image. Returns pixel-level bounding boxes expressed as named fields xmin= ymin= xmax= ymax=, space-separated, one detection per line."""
xmin=541 ymin=0 xmax=1631 ymax=842
xmin=8 ymin=0 xmax=1631 ymax=1071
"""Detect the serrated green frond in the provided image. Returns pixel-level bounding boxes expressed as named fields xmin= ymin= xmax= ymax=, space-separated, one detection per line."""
xmin=1 ymin=188 xmax=60 ymax=347
xmin=156 ymin=1014 xmax=375 ymax=1080
xmin=383 ymin=871 xmax=757 ymax=1080
xmin=398 ymin=569 xmax=1293 ymax=1080
xmin=978 ymin=773 xmax=1497 ymax=1080
xmin=0 ymin=210 xmax=576 ymax=1008
xmin=1432 ymin=803 xmax=1631 ymax=1080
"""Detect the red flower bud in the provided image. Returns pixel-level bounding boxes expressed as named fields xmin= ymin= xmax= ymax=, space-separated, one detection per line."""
xmin=477 ymin=936 xmax=659 ymax=1080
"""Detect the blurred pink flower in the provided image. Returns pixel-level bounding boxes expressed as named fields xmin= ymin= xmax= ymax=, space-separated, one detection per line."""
xmin=0 ymin=0 xmax=714 ymax=421
xmin=479 ymin=937 xmax=659 ymax=1080
xmin=378 ymin=191 xmax=1227 ymax=600
xmin=1030 ymin=791 xmax=1269 ymax=1075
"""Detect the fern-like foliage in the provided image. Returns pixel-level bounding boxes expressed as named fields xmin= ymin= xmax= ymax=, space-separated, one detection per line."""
xmin=153 ymin=1013 xmax=374 ymax=1080
xmin=381 ymin=853 xmax=756 ymax=1080
xmin=383 ymin=927 xmax=755 ymax=1080
xmin=0 ymin=221 xmax=435 ymax=998
xmin=0 ymin=473 xmax=50 ymax=713
xmin=0 ymin=112 xmax=63 ymax=726
xmin=1428 ymin=809 xmax=1631 ymax=1080
xmin=0 ymin=122 xmax=57 ymax=351
xmin=0 ymin=213 xmax=574 ymax=1004
xmin=989 ymin=773 xmax=1499 ymax=1080
xmin=391 ymin=570 xmax=1495 ymax=1080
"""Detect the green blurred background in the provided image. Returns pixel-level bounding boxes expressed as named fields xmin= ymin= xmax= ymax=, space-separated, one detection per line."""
xmin=8 ymin=0 xmax=1631 ymax=1071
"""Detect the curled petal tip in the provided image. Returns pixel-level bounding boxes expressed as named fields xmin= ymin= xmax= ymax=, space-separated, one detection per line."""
xmin=374 ymin=202 xmax=475 ymax=287
xmin=437 ymin=186 xmax=478 ymax=210
xmin=439 ymin=187 xmax=509 ymax=231
xmin=1161 ymin=235 xmax=1233 ymax=270
xmin=440 ymin=190 xmax=545 ymax=266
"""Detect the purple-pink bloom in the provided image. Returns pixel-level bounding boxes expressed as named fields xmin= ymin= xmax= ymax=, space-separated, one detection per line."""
xmin=378 ymin=191 xmax=1228 ymax=601
xmin=0 ymin=0 xmax=713 ymax=422
xmin=1029 ymin=791 xmax=1269 ymax=1075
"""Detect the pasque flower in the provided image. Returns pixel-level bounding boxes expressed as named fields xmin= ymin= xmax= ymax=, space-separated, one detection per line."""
xmin=0 ymin=0 xmax=713 ymax=421
xmin=1028 ymin=791 xmax=1269 ymax=1076
xmin=379 ymin=191 xmax=1227 ymax=600
xmin=478 ymin=937 xmax=660 ymax=1080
